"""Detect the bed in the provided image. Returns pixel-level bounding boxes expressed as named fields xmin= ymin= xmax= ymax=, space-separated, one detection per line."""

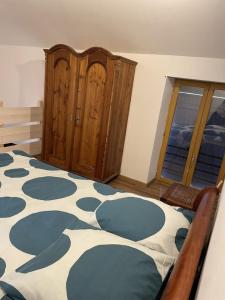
xmin=0 ymin=104 xmax=219 ymax=300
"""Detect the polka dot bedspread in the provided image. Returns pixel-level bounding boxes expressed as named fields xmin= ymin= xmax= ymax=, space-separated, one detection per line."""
xmin=0 ymin=151 xmax=194 ymax=300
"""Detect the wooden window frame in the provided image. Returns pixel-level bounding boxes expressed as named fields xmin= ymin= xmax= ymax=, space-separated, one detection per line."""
xmin=156 ymin=79 xmax=225 ymax=189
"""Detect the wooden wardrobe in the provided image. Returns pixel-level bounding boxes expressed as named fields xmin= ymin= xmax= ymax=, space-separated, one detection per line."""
xmin=42 ymin=44 xmax=137 ymax=182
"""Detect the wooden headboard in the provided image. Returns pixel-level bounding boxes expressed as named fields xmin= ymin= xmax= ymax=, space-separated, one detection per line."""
xmin=0 ymin=101 xmax=43 ymax=155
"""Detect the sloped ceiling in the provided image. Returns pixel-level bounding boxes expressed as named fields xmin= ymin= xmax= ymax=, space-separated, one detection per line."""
xmin=0 ymin=0 xmax=225 ymax=58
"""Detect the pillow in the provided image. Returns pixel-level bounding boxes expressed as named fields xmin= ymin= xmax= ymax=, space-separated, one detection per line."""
xmin=86 ymin=193 xmax=194 ymax=258
xmin=0 ymin=206 xmax=96 ymax=280
xmin=0 ymin=228 xmax=175 ymax=300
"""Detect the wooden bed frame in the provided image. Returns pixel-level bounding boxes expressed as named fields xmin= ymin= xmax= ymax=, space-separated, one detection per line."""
xmin=161 ymin=186 xmax=219 ymax=299
xmin=0 ymin=102 xmax=219 ymax=300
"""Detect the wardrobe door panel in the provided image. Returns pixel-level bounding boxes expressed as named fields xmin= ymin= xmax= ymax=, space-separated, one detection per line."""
xmin=79 ymin=63 xmax=106 ymax=168
xmin=52 ymin=59 xmax=70 ymax=160
xmin=72 ymin=60 xmax=107 ymax=177
xmin=43 ymin=50 xmax=77 ymax=169
xmin=102 ymin=63 xmax=136 ymax=180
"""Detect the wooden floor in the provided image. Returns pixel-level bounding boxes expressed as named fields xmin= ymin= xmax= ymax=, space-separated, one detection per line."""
xmin=109 ymin=176 xmax=170 ymax=200
xmin=36 ymin=154 xmax=169 ymax=200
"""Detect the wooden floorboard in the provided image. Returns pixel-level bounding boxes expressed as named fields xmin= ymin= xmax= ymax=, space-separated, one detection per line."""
xmin=35 ymin=154 xmax=169 ymax=200
xmin=109 ymin=175 xmax=170 ymax=200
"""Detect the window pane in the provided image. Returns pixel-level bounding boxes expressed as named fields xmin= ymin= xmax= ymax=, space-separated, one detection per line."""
xmin=191 ymin=89 xmax=225 ymax=188
xmin=161 ymin=85 xmax=203 ymax=182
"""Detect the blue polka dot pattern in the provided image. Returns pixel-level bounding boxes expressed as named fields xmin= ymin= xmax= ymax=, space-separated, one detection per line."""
xmin=175 ymin=228 xmax=188 ymax=251
xmin=0 ymin=281 xmax=26 ymax=300
xmin=96 ymin=197 xmax=165 ymax=241
xmin=93 ymin=182 xmax=119 ymax=195
xmin=69 ymin=220 xmax=98 ymax=231
xmin=0 ymin=197 xmax=26 ymax=218
xmin=0 ymin=295 xmax=12 ymax=300
xmin=0 ymin=154 xmax=13 ymax=167
xmin=76 ymin=197 xmax=101 ymax=212
xmin=22 ymin=176 xmax=77 ymax=200
xmin=9 ymin=211 xmax=95 ymax=256
xmin=0 ymin=258 xmax=6 ymax=277
xmin=10 ymin=211 xmax=78 ymax=255
xmin=68 ymin=172 xmax=86 ymax=180
xmin=16 ymin=234 xmax=71 ymax=273
xmin=29 ymin=159 xmax=59 ymax=171
xmin=4 ymin=168 xmax=29 ymax=178
xmin=176 ymin=208 xmax=195 ymax=224
xmin=12 ymin=150 xmax=31 ymax=158
xmin=67 ymin=244 xmax=162 ymax=300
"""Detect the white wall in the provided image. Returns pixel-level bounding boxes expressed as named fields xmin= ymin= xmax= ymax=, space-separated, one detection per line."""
xmin=119 ymin=53 xmax=225 ymax=183
xmin=0 ymin=46 xmax=44 ymax=106
xmin=2 ymin=45 xmax=225 ymax=183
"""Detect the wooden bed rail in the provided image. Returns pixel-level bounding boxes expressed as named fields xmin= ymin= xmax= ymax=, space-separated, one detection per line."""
xmin=161 ymin=187 xmax=219 ymax=300
xmin=0 ymin=101 xmax=43 ymax=155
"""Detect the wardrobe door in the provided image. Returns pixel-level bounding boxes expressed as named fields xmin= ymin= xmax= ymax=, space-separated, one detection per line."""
xmin=102 ymin=61 xmax=136 ymax=180
xmin=71 ymin=55 xmax=110 ymax=179
xmin=42 ymin=49 xmax=78 ymax=169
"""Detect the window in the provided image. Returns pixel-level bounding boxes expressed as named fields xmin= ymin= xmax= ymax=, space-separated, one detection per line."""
xmin=157 ymin=79 xmax=225 ymax=189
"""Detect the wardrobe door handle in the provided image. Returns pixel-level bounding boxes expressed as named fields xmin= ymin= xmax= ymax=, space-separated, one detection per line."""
xmin=75 ymin=107 xmax=81 ymax=126
xmin=76 ymin=116 xmax=80 ymax=125
xmin=70 ymin=114 xmax=79 ymax=125
xmin=75 ymin=114 xmax=81 ymax=126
